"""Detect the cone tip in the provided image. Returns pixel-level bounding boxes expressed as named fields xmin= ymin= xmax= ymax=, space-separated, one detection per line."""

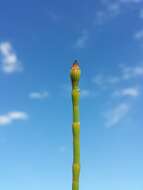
xmin=73 ymin=59 xmax=79 ymax=65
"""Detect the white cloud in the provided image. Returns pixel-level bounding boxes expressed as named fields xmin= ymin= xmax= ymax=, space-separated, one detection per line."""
xmin=29 ymin=91 xmax=49 ymax=100
xmin=92 ymin=75 xmax=103 ymax=85
xmin=95 ymin=2 xmax=120 ymax=25
xmin=134 ymin=29 xmax=143 ymax=40
xmin=94 ymin=65 xmax=142 ymax=128
xmin=74 ymin=30 xmax=88 ymax=49
xmin=9 ymin=112 xmax=28 ymax=120
xmin=95 ymin=0 xmax=143 ymax=25
xmin=80 ymin=89 xmax=90 ymax=97
xmin=95 ymin=11 xmax=107 ymax=25
xmin=0 ymin=111 xmax=28 ymax=126
xmin=107 ymin=2 xmax=121 ymax=15
xmin=92 ymin=74 xmax=120 ymax=87
xmin=120 ymin=0 xmax=143 ymax=3
xmin=114 ymin=87 xmax=140 ymax=97
xmin=139 ymin=9 xmax=143 ymax=19
xmin=94 ymin=65 xmax=143 ymax=84
xmin=48 ymin=10 xmax=61 ymax=22
xmin=95 ymin=0 xmax=134 ymax=25
xmin=0 ymin=42 xmax=22 ymax=73
xmin=121 ymin=65 xmax=143 ymax=79
xmin=80 ymin=89 xmax=92 ymax=98
xmin=105 ymin=103 xmax=130 ymax=127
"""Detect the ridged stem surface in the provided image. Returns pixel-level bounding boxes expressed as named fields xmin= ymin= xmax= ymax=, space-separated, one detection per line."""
xmin=70 ymin=61 xmax=81 ymax=190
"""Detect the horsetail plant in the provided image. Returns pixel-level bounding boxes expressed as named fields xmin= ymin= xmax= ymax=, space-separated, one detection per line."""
xmin=70 ymin=60 xmax=81 ymax=190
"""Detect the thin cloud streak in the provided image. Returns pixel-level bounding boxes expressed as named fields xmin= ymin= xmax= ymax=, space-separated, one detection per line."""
xmin=104 ymin=103 xmax=130 ymax=127
xmin=0 ymin=42 xmax=22 ymax=73
xmin=121 ymin=64 xmax=143 ymax=79
xmin=92 ymin=64 xmax=142 ymax=128
xmin=95 ymin=2 xmax=121 ymax=25
xmin=0 ymin=111 xmax=28 ymax=126
xmin=139 ymin=9 xmax=143 ymax=18
xmin=134 ymin=29 xmax=143 ymax=40
xmin=29 ymin=91 xmax=49 ymax=100
xmin=74 ymin=30 xmax=88 ymax=49
xmin=95 ymin=0 xmax=143 ymax=25
xmin=92 ymin=74 xmax=120 ymax=87
xmin=114 ymin=87 xmax=140 ymax=97
xmin=120 ymin=0 xmax=143 ymax=3
xmin=80 ymin=89 xmax=95 ymax=98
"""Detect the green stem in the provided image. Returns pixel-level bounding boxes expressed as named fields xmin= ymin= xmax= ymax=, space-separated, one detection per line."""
xmin=70 ymin=60 xmax=81 ymax=190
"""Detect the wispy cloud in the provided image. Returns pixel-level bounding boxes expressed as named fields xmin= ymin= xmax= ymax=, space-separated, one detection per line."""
xmin=0 ymin=42 xmax=22 ymax=74
xmin=93 ymin=65 xmax=142 ymax=128
xmin=121 ymin=64 xmax=143 ymax=79
xmin=95 ymin=0 xmax=143 ymax=25
xmin=139 ymin=9 xmax=143 ymax=18
xmin=74 ymin=30 xmax=88 ymax=49
xmin=29 ymin=91 xmax=49 ymax=100
xmin=93 ymin=64 xmax=143 ymax=90
xmin=48 ymin=10 xmax=61 ymax=22
xmin=104 ymin=103 xmax=130 ymax=127
xmin=114 ymin=87 xmax=140 ymax=97
xmin=80 ymin=89 xmax=90 ymax=97
xmin=0 ymin=111 xmax=28 ymax=126
xmin=134 ymin=29 xmax=143 ymax=42
xmin=80 ymin=89 xmax=95 ymax=98
xmin=95 ymin=2 xmax=121 ymax=25
xmin=120 ymin=0 xmax=143 ymax=3
xmin=92 ymin=74 xmax=120 ymax=87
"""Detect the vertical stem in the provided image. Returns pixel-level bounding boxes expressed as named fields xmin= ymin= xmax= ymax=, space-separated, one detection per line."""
xmin=70 ymin=60 xmax=81 ymax=190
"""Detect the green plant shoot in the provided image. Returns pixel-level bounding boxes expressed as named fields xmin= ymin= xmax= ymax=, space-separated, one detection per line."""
xmin=70 ymin=60 xmax=81 ymax=190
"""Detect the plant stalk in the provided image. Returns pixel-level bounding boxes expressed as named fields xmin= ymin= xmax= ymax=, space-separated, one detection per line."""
xmin=70 ymin=60 xmax=81 ymax=190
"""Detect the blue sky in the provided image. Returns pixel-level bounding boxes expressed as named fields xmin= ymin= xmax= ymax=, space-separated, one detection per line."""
xmin=0 ymin=0 xmax=143 ymax=190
